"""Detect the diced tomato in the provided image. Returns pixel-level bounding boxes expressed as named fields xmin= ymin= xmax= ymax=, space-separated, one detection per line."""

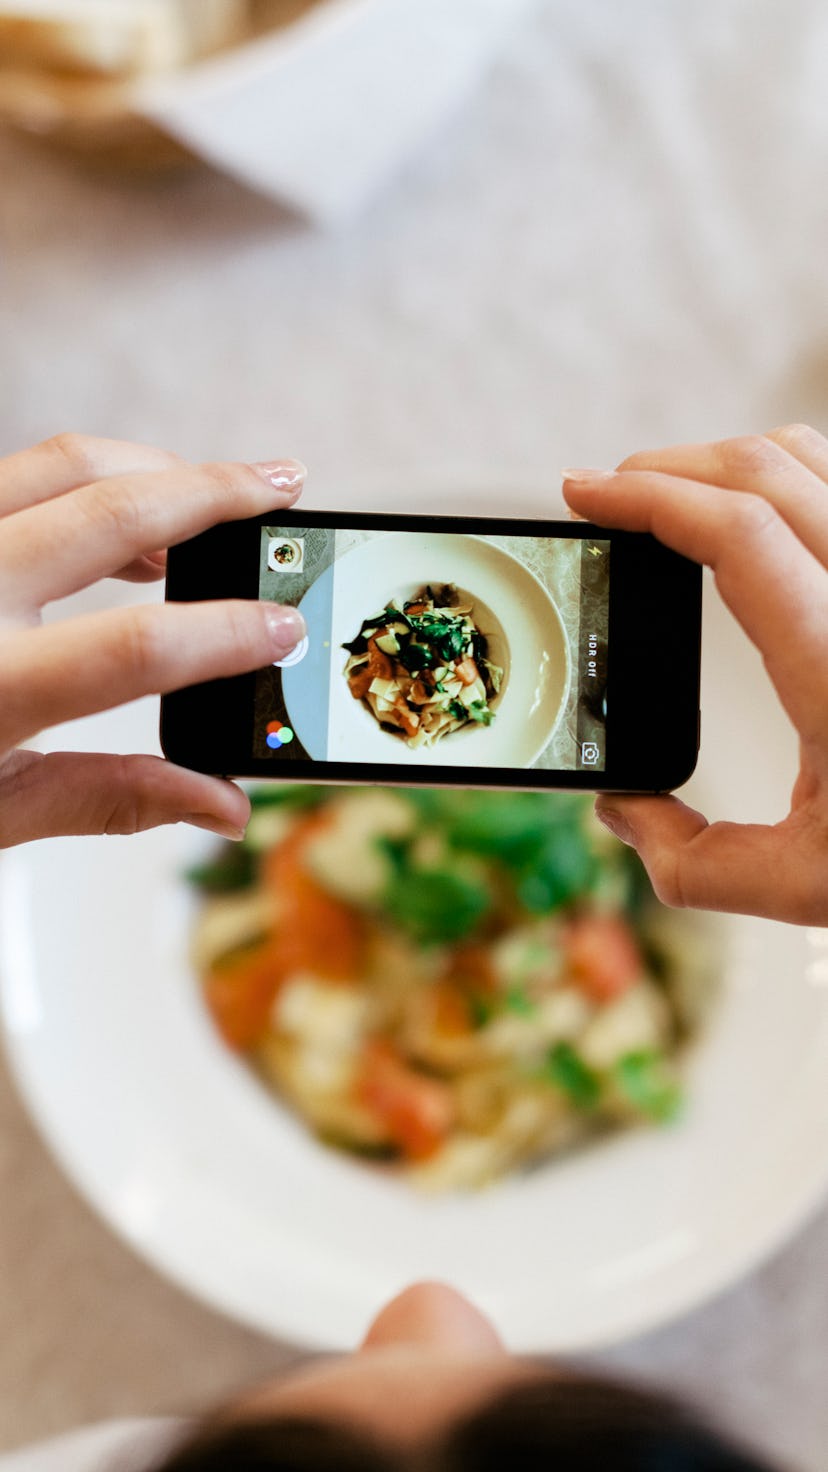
xmin=392 ymin=703 xmax=420 ymax=738
xmin=263 ymin=814 xmax=364 ymax=982
xmin=454 ymin=658 xmax=479 ymax=686
xmin=563 ymin=914 xmax=642 ymax=1003
xmin=366 ymin=634 xmax=394 ymax=681
xmin=348 ymin=634 xmax=395 ymax=698
xmin=205 ymin=942 xmax=282 ymax=1050
xmin=348 ymin=665 xmax=375 ymax=700
xmin=409 ymin=677 xmax=434 ymax=705
xmin=355 ymin=1041 xmax=454 ymax=1161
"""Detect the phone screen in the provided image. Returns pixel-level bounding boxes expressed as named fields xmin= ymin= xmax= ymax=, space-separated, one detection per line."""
xmin=253 ymin=526 xmax=610 ymax=774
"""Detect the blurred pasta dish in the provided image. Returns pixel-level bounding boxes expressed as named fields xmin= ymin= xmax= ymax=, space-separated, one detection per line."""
xmin=189 ymin=786 xmax=714 ymax=1190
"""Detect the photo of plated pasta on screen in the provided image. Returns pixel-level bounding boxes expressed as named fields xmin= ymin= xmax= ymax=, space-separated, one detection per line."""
xmin=254 ymin=527 xmax=610 ymax=773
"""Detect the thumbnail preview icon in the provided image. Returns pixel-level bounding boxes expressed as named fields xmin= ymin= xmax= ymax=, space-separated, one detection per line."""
xmin=267 ymin=537 xmax=305 ymax=573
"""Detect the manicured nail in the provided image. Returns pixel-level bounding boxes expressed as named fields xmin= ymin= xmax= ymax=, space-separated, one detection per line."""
xmin=264 ymin=603 xmax=306 ymax=657
xmin=596 ymin=806 xmax=635 ymax=847
xmin=184 ymin=814 xmax=247 ymax=841
xmin=561 ymin=467 xmax=615 ymax=483
xmin=250 ymin=458 xmax=307 ymax=495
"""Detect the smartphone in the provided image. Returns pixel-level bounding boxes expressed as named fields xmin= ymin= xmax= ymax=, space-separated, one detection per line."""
xmin=160 ymin=510 xmax=701 ymax=793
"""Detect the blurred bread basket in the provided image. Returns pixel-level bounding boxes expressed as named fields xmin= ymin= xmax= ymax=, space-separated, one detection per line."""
xmin=0 ymin=0 xmax=534 ymax=223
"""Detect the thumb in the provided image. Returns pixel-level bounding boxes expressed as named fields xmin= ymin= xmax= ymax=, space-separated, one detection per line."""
xmin=594 ymin=794 xmax=813 ymax=922
xmin=0 ymin=750 xmax=250 ymax=848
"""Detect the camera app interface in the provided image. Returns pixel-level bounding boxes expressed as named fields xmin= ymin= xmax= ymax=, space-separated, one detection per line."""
xmin=254 ymin=528 xmax=610 ymax=772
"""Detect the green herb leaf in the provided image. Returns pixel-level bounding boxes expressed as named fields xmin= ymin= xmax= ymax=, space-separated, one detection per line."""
xmin=440 ymin=793 xmax=550 ymax=860
xmin=398 ymin=641 xmax=437 ymax=673
xmin=185 ymin=846 xmax=257 ymax=894
xmin=545 ymin=1043 xmax=600 ymax=1109
xmin=375 ymin=834 xmax=411 ymax=873
xmin=382 ymin=868 xmax=491 ymax=945
xmin=615 ymin=1050 xmax=683 ymax=1123
xmin=248 ymin=785 xmax=332 ymax=812
xmin=363 ymin=608 xmax=401 ymax=632
xmin=468 ymin=993 xmax=495 ymax=1028
xmin=504 ymin=987 xmax=537 ymax=1017
xmin=467 ymin=700 xmax=494 ymax=726
xmin=516 ymin=826 xmax=599 ymax=913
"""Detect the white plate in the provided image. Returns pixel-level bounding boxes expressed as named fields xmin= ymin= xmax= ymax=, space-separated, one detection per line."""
xmin=284 ymin=531 xmax=570 ymax=767
xmin=1 ymin=475 xmax=828 ymax=1353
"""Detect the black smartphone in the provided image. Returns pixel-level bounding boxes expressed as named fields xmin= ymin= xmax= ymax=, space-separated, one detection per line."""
xmin=161 ymin=510 xmax=702 ymax=793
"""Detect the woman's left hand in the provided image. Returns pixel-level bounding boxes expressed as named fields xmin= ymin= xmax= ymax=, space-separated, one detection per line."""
xmin=0 ymin=433 xmax=307 ymax=848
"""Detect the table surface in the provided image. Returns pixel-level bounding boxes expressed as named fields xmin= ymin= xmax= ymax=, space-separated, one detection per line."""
xmin=2 ymin=0 xmax=828 ymax=1464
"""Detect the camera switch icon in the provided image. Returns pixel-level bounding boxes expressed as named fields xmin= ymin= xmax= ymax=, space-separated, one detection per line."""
xmin=581 ymin=741 xmax=600 ymax=766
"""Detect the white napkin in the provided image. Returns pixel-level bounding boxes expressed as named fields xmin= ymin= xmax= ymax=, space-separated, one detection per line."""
xmin=131 ymin=0 xmax=538 ymax=225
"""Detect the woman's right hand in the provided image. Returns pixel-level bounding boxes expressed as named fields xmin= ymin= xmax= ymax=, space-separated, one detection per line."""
xmin=563 ymin=424 xmax=828 ymax=925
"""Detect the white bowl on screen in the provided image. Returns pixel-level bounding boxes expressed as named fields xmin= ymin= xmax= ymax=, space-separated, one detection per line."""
xmin=284 ymin=531 xmax=570 ymax=768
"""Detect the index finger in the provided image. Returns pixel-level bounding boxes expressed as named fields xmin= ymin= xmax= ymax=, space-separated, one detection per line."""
xmin=0 ymin=457 xmax=307 ymax=614
xmin=616 ymin=429 xmax=828 ymax=568
xmin=0 ymin=599 xmax=306 ymax=751
xmin=562 ymin=468 xmax=828 ymax=741
xmin=0 ymin=432 xmax=182 ymax=518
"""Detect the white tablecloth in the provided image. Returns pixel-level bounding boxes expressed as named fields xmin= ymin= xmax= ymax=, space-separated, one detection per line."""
xmin=2 ymin=1 xmax=828 ymax=1466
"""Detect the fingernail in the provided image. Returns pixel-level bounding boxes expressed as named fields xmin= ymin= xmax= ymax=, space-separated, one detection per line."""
xmin=145 ymin=549 xmax=167 ymax=565
xmin=264 ymin=603 xmax=306 ymax=657
xmin=250 ymin=458 xmax=307 ymax=495
xmin=561 ymin=467 xmax=615 ymax=483
xmin=596 ymin=806 xmax=635 ymax=847
xmin=184 ymin=814 xmax=247 ymax=842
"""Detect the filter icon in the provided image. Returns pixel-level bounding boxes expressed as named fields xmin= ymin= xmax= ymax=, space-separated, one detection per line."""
xmin=266 ymin=721 xmax=295 ymax=750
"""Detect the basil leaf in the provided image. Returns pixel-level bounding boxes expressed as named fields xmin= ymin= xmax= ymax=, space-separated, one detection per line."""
xmin=398 ymin=641 xmax=437 ymax=673
xmin=504 ymin=987 xmax=537 ymax=1017
xmin=383 ymin=868 xmax=491 ymax=945
xmin=468 ymin=993 xmax=495 ymax=1028
xmin=186 ymin=846 xmax=257 ymax=894
xmin=247 ymin=785 xmax=332 ymax=811
xmin=545 ymin=1043 xmax=600 ymax=1109
xmin=615 ymin=1050 xmax=682 ymax=1123
xmin=516 ymin=826 xmax=599 ymax=913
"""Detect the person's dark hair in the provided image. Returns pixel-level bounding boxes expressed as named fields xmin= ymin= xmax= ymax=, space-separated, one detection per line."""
xmin=149 ymin=1416 xmax=391 ymax=1472
xmin=147 ymin=1375 xmax=781 ymax=1472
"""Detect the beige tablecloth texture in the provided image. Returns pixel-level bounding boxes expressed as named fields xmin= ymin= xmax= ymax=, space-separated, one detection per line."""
xmin=2 ymin=0 xmax=828 ymax=1465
